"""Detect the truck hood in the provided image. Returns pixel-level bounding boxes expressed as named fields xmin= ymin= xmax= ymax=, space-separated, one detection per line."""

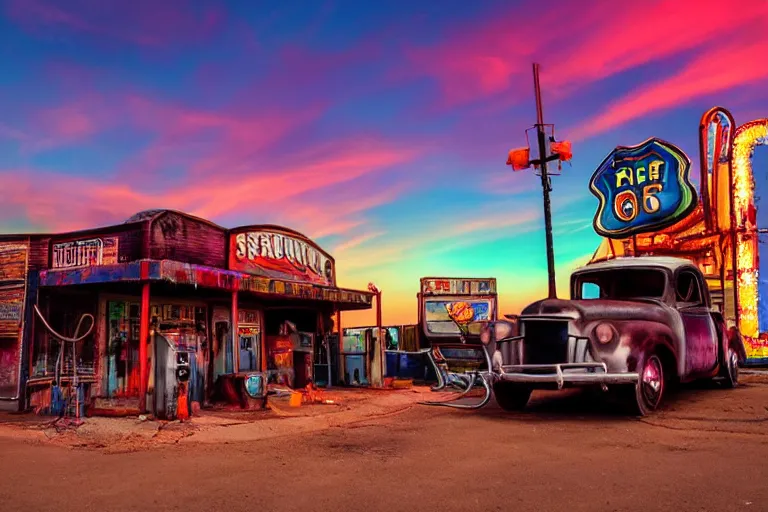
xmin=520 ymin=298 xmax=671 ymax=324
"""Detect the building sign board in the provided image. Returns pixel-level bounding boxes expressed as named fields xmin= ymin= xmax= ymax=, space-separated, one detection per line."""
xmin=52 ymin=237 xmax=119 ymax=269
xmin=230 ymin=230 xmax=335 ymax=287
xmin=589 ymin=138 xmax=698 ymax=239
xmin=420 ymin=278 xmax=496 ymax=296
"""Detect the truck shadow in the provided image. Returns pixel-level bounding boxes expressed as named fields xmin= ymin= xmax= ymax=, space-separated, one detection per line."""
xmin=470 ymin=383 xmax=727 ymax=422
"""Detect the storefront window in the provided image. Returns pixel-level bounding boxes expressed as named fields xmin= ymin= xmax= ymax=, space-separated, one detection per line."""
xmin=342 ymin=328 xmax=367 ymax=353
xmin=384 ymin=327 xmax=399 ymax=350
xmin=31 ymin=293 xmax=97 ymax=381
xmin=106 ymin=301 xmax=140 ymax=397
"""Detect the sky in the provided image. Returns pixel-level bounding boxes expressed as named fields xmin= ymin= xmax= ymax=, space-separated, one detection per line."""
xmin=1 ymin=0 xmax=767 ymax=327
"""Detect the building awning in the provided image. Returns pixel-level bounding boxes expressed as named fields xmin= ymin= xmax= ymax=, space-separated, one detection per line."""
xmin=38 ymin=259 xmax=373 ymax=311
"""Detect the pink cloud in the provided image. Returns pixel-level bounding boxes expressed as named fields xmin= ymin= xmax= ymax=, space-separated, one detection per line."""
xmin=187 ymin=144 xmax=417 ymax=222
xmin=274 ymin=183 xmax=409 ymax=240
xmin=544 ymin=0 xmax=768 ymax=93
xmin=114 ymin=94 xmax=329 ymax=180
xmin=406 ymin=0 xmax=768 ymax=111
xmin=5 ymin=89 xmax=329 ymax=182
xmin=333 ymin=231 xmax=387 ymax=254
xmin=404 ymin=0 xmax=604 ymax=106
xmin=8 ymin=93 xmax=118 ymax=152
xmin=35 ymin=104 xmax=95 ymax=139
xmin=5 ymin=0 xmax=225 ymax=48
xmin=0 ymin=140 xmax=418 ymax=235
xmin=571 ymin=37 xmax=768 ymax=141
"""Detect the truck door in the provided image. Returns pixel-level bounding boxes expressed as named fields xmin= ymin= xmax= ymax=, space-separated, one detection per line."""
xmin=676 ymin=269 xmax=718 ymax=375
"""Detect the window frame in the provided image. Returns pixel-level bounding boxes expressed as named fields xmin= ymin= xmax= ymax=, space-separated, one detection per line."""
xmin=571 ymin=267 xmax=669 ymax=301
xmin=674 ymin=268 xmax=705 ymax=307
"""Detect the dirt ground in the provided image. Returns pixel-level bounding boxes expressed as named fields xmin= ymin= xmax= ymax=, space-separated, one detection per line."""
xmin=0 ymin=375 xmax=767 ymax=512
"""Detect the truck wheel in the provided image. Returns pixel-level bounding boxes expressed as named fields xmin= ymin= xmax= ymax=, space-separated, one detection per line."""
xmin=721 ymin=347 xmax=740 ymax=389
xmin=493 ymin=381 xmax=532 ymax=412
xmin=626 ymin=354 xmax=665 ymax=416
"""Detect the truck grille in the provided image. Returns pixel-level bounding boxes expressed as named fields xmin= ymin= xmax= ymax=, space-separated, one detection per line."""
xmin=522 ymin=320 xmax=569 ymax=365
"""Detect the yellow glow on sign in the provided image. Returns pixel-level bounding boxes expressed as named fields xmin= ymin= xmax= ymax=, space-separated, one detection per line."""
xmin=732 ymin=121 xmax=768 ymax=343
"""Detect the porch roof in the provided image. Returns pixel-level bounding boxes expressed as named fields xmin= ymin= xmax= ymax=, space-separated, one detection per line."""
xmin=37 ymin=259 xmax=373 ymax=311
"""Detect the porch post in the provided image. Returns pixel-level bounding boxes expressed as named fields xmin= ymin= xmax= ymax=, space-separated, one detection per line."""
xmin=336 ymin=309 xmax=344 ymax=385
xmin=139 ymin=282 xmax=150 ymax=413
xmin=231 ymin=290 xmax=239 ymax=373
xmin=260 ymin=309 xmax=267 ymax=373
xmin=377 ymin=290 xmax=385 ymax=382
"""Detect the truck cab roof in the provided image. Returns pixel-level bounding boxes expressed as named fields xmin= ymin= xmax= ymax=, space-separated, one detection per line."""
xmin=576 ymin=256 xmax=697 ymax=274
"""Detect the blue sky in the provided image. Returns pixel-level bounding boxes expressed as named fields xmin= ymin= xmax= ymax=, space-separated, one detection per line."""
xmin=1 ymin=0 xmax=767 ymax=324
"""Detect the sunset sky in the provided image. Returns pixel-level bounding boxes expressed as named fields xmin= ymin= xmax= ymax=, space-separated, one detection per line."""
xmin=1 ymin=0 xmax=767 ymax=326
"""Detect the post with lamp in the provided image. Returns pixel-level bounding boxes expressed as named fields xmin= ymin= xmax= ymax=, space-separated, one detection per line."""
xmin=367 ymin=282 xmax=385 ymax=387
xmin=506 ymin=63 xmax=573 ymax=299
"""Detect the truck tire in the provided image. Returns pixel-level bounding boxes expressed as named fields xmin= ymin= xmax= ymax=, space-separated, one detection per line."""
xmin=721 ymin=346 xmax=740 ymax=389
xmin=625 ymin=353 xmax=665 ymax=416
xmin=493 ymin=381 xmax=532 ymax=412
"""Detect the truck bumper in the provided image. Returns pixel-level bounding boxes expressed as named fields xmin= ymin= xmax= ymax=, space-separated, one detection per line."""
xmin=496 ymin=362 xmax=639 ymax=390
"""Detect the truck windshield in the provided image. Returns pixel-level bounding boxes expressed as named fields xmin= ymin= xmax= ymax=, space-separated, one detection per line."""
xmin=574 ymin=268 xmax=666 ymax=300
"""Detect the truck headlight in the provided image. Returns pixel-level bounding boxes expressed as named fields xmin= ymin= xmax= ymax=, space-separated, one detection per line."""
xmin=594 ymin=322 xmax=617 ymax=344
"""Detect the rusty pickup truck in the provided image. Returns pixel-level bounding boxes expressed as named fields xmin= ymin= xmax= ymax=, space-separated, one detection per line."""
xmin=485 ymin=256 xmax=746 ymax=415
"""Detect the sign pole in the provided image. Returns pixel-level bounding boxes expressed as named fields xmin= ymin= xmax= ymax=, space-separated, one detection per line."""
xmin=533 ymin=63 xmax=557 ymax=299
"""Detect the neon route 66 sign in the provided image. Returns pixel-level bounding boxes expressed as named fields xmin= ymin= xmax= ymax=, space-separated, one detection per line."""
xmin=589 ymin=138 xmax=698 ymax=239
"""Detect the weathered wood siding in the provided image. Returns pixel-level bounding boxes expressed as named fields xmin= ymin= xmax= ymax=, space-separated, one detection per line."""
xmin=149 ymin=212 xmax=226 ymax=267
xmin=28 ymin=237 xmax=50 ymax=272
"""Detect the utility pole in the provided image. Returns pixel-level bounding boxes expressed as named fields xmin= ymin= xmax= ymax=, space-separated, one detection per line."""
xmin=533 ymin=63 xmax=557 ymax=299
xmin=506 ymin=63 xmax=570 ymax=300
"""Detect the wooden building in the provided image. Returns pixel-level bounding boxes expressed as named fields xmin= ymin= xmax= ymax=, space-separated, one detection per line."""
xmin=0 ymin=210 xmax=373 ymax=414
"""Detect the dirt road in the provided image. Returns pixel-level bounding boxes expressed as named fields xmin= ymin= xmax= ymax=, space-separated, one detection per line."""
xmin=1 ymin=377 xmax=767 ymax=512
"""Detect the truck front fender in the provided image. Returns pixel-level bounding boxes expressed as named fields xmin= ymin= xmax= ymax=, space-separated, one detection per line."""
xmin=591 ymin=319 xmax=680 ymax=375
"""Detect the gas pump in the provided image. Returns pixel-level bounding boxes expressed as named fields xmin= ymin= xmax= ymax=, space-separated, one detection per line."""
xmin=153 ymin=332 xmax=196 ymax=420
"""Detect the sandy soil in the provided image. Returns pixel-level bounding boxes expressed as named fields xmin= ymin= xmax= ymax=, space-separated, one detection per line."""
xmin=0 ymin=376 xmax=766 ymax=512
xmin=0 ymin=386 xmax=439 ymax=453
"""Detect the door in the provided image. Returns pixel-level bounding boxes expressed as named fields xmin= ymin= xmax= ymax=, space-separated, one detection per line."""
xmin=237 ymin=326 xmax=260 ymax=372
xmin=677 ymin=270 xmax=718 ymax=375
xmin=211 ymin=307 xmax=232 ymax=380
xmin=105 ymin=301 xmax=141 ymax=397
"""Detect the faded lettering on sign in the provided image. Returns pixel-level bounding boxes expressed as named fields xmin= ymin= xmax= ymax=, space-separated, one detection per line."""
xmin=52 ymin=237 xmax=119 ymax=269
xmin=231 ymin=231 xmax=334 ymax=286
xmin=420 ymin=278 xmax=496 ymax=296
